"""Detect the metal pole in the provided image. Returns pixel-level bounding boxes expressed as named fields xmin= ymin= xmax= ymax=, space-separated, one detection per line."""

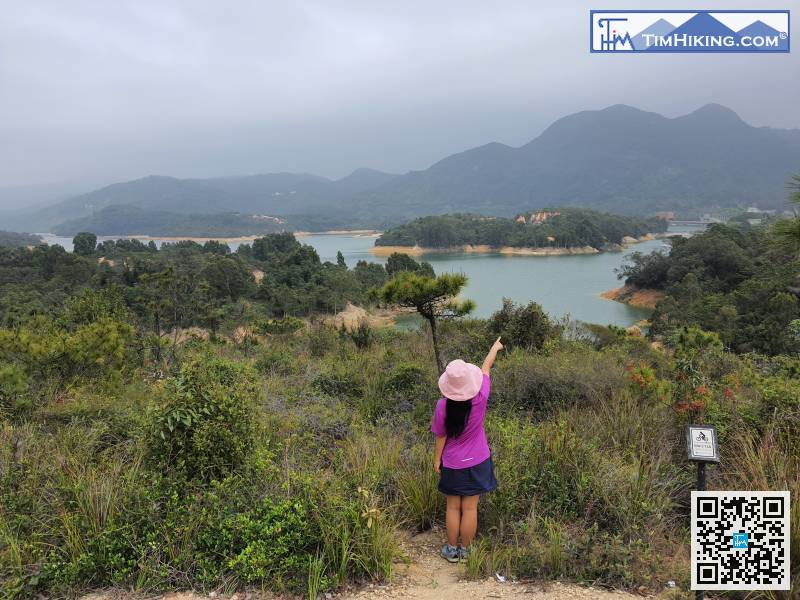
xmin=696 ymin=462 xmax=706 ymax=600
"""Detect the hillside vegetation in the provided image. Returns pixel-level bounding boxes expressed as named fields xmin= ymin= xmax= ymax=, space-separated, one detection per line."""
xmin=375 ymin=209 xmax=667 ymax=249
xmin=0 ymin=232 xmax=426 ymax=325
xmin=619 ymin=221 xmax=800 ymax=354
xmin=1 ymin=224 xmax=799 ymax=598
xmin=0 ymin=231 xmax=42 ymax=248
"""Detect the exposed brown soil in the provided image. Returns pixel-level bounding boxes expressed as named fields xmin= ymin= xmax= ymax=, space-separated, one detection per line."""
xmin=600 ymin=285 xmax=665 ymax=310
xmin=324 ymin=303 xmax=413 ymax=330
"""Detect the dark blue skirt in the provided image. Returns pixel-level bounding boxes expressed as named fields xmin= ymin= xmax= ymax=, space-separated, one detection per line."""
xmin=438 ymin=456 xmax=498 ymax=496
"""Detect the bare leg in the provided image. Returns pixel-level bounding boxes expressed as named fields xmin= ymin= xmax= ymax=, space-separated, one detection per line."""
xmin=445 ymin=495 xmax=462 ymax=546
xmin=460 ymin=495 xmax=479 ymax=547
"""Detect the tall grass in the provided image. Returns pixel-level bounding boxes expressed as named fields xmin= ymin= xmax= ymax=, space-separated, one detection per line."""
xmin=312 ymin=478 xmax=402 ymax=586
xmin=723 ymin=425 xmax=800 ymax=598
xmin=339 ymin=429 xmax=403 ymax=491
xmin=395 ymin=443 xmax=443 ymax=531
xmin=306 ymin=552 xmax=326 ymax=600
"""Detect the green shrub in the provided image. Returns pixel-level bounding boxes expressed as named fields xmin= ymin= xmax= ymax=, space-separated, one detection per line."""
xmin=343 ymin=320 xmax=375 ymax=349
xmin=487 ymin=298 xmax=561 ymax=351
xmin=486 ymin=413 xmax=681 ymax=540
xmin=222 ymin=499 xmax=316 ymax=587
xmin=581 ymin=323 xmax=628 ymax=348
xmin=491 ymin=346 xmax=627 ymax=415
xmin=313 ymin=363 xmax=364 ymax=399
xmin=255 ymin=345 xmax=298 ymax=376
xmin=384 ymin=362 xmax=427 ymax=393
xmin=0 ymin=364 xmax=28 ymax=417
xmin=510 ymin=522 xmax=662 ymax=587
xmin=307 ymin=324 xmax=340 ymax=357
xmin=484 ymin=418 xmax=596 ymax=527
xmin=438 ymin=318 xmax=493 ymax=366
xmin=753 ymin=374 xmax=800 ymax=425
xmin=254 ymin=316 xmax=305 ymax=335
xmin=147 ymin=355 xmax=261 ymax=481
xmin=0 ymin=318 xmax=133 ymax=402
xmin=63 ymin=287 xmax=129 ymax=326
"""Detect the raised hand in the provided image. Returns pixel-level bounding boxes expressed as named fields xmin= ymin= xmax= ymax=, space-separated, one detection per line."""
xmin=482 ymin=337 xmax=504 ymax=373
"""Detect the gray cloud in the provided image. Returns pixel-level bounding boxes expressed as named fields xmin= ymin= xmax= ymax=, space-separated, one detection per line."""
xmin=1 ymin=0 xmax=798 ymax=188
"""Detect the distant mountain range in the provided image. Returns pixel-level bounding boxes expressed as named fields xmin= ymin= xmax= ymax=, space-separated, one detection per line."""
xmin=41 ymin=168 xmax=398 ymax=234
xmin=13 ymin=103 xmax=800 ymax=235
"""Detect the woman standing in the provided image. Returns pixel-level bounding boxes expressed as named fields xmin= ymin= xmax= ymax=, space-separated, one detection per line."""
xmin=431 ymin=337 xmax=503 ymax=562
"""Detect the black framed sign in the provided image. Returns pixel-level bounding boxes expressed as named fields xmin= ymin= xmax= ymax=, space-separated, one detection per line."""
xmin=686 ymin=425 xmax=720 ymax=463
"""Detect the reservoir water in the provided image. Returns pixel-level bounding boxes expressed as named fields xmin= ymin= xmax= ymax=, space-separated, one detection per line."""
xmin=39 ymin=228 xmax=696 ymax=326
xmin=301 ymin=234 xmax=661 ymax=325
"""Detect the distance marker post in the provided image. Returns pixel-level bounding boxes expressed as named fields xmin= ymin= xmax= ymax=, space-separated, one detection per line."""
xmin=686 ymin=424 xmax=720 ymax=600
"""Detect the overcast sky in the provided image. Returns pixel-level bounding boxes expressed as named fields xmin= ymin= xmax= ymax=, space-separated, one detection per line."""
xmin=1 ymin=0 xmax=799 ymax=189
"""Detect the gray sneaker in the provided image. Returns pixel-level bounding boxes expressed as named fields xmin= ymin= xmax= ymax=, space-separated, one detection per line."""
xmin=458 ymin=545 xmax=469 ymax=562
xmin=441 ymin=543 xmax=459 ymax=563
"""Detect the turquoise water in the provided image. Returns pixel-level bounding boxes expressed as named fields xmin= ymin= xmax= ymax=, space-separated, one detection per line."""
xmin=297 ymin=234 xmax=667 ymax=326
xmin=39 ymin=229 xmax=695 ymax=326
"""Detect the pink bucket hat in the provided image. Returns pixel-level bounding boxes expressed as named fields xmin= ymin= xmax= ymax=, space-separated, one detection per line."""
xmin=438 ymin=359 xmax=483 ymax=401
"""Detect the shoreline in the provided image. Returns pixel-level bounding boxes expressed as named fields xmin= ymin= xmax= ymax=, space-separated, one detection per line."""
xmin=42 ymin=230 xmax=383 ymax=243
xmin=600 ymin=284 xmax=664 ymax=310
xmin=294 ymin=229 xmax=381 ymax=237
xmin=370 ymin=244 xmax=603 ymax=257
xmin=369 ymin=232 xmax=666 ymax=257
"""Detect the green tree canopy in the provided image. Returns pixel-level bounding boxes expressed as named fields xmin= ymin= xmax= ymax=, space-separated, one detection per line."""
xmin=72 ymin=232 xmax=98 ymax=256
xmin=385 ymin=252 xmax=435 ymax=278
xmin=373 ymin=271 xmax=473 ymax=371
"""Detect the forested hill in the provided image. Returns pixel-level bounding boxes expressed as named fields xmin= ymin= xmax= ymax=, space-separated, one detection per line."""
xmin=0 ymin=230 xmax=43 ymax=248
xmin=375 ymin=209 xmax=668 ymax=249
xmin=619 ymin=221 xmax=800 ymax=355
xmin=51 ymin=205 xmax=289 ymax=237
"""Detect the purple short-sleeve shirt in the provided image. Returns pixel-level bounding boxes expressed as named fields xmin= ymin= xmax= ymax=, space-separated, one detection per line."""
xmin=431 ymin=374 xmax=491 ymax=469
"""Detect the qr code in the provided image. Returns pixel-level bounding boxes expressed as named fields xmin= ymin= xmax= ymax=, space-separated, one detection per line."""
xmin=691 ymin=491 xmax=790 ymax=590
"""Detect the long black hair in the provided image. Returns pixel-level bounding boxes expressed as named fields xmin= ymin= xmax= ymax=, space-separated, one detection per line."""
xmin=444 ymin=399 xmax=472 ymax=438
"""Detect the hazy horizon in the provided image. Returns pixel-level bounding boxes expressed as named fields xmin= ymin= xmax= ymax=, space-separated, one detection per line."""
xmin=2 ymin=0 xmax=799 ymax=193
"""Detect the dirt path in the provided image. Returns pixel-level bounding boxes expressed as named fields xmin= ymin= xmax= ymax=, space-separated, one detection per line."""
xmin=337 ymin=528 xmax=645 ymax=600
xmin=80 ymin=529 xmax=646 ymax=600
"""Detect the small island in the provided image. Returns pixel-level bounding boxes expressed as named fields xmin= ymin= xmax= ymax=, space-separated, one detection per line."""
xmin=372 ymin=208 xmax=668 ymax=255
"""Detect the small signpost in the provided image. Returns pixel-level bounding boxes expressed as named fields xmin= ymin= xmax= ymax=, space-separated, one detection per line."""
xmin=687 ymin=424 xmax=720 ymax=600
xmin=687 ymin=425 xmax=720 ymax=465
